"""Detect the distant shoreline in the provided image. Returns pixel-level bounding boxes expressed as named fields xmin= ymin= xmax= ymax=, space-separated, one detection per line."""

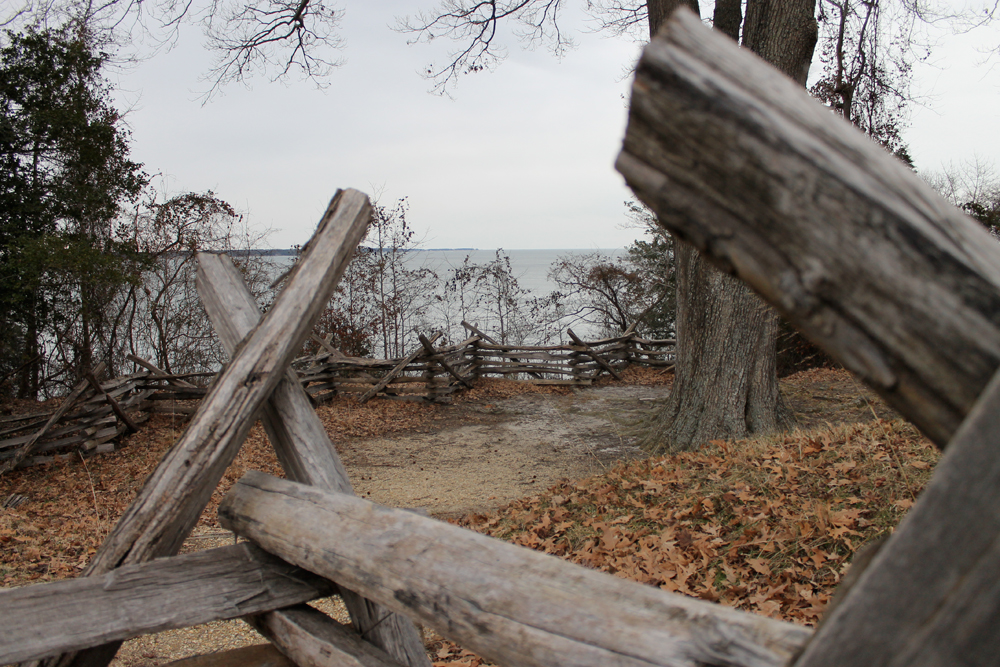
xmin=227 ymin=248 xmax=481 ymax=256
xmin=228 ymin=247 xmax=630 ymax=256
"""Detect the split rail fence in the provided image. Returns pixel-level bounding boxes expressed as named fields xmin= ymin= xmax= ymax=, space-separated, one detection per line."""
xmin=0 ymin=327 xmax=672 ymax=472
xmin=0 ymin=361 xmax=209 ymax=473
xmin=295 ymin=324 xmax=673 ymax=404
xmin=4 ymin=9 xmax=1000 ymax=667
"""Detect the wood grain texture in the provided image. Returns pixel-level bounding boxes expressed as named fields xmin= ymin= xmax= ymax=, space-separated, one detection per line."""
xmin=0 ymin=362 xmax=104 ymax=475
xmin=85 ymin=371 xmax=139 ymax=434
xmin=247 ymin=606 xmax=406 ymax=667
xmin=418 ymin=334 xmax=472 ymax=388
xmin=568 ymin=329 xmax=623 ymax=380
xmin=461 ymin=320 xmax=543 ymax=379
xmin=43 ymin=190 xmax=370 ymax=667
xmin=615 ymin=8 xmax=1000 ymax=447
xmin=0 ymin=543 xmax=333 ymax=664
xmin=792 ymin=366 xmax=1000 ymax=667
xmin=127 ymin=354 xmax=197 ymax=388
xmin=196 ymin=252 xmax=353 ymax=495
xmin=162 ymin=644 xmax=294 ymax=667
xmin=197 ymin=252 xmax=431 ymax=667
xmin=358 ymin=334 xmax=441 ymax=403
xmin=220 ymin=471 xmax=812 ymax=667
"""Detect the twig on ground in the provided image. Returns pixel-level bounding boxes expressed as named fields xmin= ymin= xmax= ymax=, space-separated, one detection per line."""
xmin=78 ymin=451 xmax=104 ymax=537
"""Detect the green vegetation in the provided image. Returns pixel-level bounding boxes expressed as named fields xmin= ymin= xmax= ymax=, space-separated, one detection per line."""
xmin=0 ymin=29 xmax=274 ymax=399
xmin=0 ymin=26 xmax=147 ymax=398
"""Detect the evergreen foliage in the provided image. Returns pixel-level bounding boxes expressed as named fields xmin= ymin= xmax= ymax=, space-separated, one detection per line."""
xmin=0 ymin=26 xmax=148 ymax=398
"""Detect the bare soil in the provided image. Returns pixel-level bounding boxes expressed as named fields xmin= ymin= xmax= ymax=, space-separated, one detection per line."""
xmin=345 ymin=383 xmax=663 ymax=517
xmin=343 ymin=366 xmax=896 ymax=519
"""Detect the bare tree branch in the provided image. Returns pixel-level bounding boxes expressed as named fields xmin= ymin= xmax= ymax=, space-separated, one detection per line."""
xmin=584 ymin=0 xmax=647 ymax=41
xmin=396 ymin=0 xmax=572 ymax=95
xmin=203 ymin=0 xmax=343 ymax=98
xmin=1 ymin=0 xmax=345 ymax=98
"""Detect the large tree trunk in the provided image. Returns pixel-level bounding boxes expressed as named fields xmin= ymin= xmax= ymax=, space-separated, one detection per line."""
xmin=641 ymin=0 xmax=816 ymax=453
xmin=644 ymin=246 xmax=789 ymax=451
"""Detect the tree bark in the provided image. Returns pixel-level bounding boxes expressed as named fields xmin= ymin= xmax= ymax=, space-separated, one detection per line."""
xmin=743 ymin=0 xmax=818 ymax=87
xmin=641 ymin=0 xmax=814 ymax=453
xmin=648 ymin=0 xmax=700 ymax=35
xmin=642 ymin=249 xmax=789 ymax=452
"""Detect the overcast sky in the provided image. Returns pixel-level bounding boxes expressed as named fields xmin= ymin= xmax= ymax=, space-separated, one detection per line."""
xmin=110 ymin=1 xmax=1000 ymax=251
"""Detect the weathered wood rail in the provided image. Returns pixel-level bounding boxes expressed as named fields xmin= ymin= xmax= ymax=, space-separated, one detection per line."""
xmin=6 ymin=9 xmax=1000 ymax=667
xmin=0 ymin=369 xmax=209 ymax=471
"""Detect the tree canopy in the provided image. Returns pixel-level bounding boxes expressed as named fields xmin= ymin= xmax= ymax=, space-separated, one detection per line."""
xmin=0 ymin=26 xmax=147 ymax=397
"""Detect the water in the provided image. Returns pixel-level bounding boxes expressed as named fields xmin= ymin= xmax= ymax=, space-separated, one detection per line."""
xmin=402 ymin=248 xmax=626 ymax=296
xmin=270 ymin=248 xmax=626 ymax=300
xmin=267 ymin=248 xmax=629 ymax=343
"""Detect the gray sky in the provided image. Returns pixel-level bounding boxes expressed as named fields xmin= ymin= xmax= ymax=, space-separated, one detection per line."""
xmin=111 ymin=2 xmax=1000 ymax=251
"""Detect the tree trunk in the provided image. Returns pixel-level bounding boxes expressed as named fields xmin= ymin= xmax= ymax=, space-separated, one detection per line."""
xmin=643 ymin=245 xmax=789 ymax=452
xmin=743 ymin=0 xmax=818 ymax=87
xmin=19 ymin=301 xmax=40 ymax=400
xmin=641 ymin=0 xmax=815 ymax=453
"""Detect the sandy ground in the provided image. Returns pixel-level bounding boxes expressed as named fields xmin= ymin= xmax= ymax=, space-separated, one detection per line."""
xmin=344 ymin=383 xmax=668 ymax=517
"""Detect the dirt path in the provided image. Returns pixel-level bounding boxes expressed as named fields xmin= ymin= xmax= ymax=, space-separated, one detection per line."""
xmin=345 ymin=384 xmax=668 ymax=517
xmin=340 ymin=365 xmax=896 ymax=519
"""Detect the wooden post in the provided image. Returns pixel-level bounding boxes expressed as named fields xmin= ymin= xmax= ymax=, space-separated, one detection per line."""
xmin=85 ymin=371 xmax=140 ymax=435
xmin=197 ymin=252 xmax=430 ymax=667
xmin=568 ymin=344 xmax=585 ymax=386
xmin=418 ymin=334 xmax=472 ymax=389
xmin=792 ymin=366 xmax=1000 ymax=667
xmin=567 ymin=329 xmax=623 ymax=381
xmin=220 ymin=471 xmax=811 ymax=667
xmin=422 ymin=349 xmax=437 ymax=402
xmin=358 ymin=333 xmax=442 ymax=403
xmin=468 ymin=338 xmax=484 ymax=380
xmin=462 ymin=320 xmax=543 ymax=380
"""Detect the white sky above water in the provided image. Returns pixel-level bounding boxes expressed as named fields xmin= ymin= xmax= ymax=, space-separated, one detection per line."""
xmin=109 ymin=1 xmax=1000 ymax=251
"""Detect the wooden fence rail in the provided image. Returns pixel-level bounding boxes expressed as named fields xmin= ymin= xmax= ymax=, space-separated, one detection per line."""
xmin=296 ymin=330 xmax=674 ymax=403
xmin=0 ymin=543 xmax=333 ymax=665
xmin=219 ymin=470 xmax=810 ymax=667
xmin=0 ymin=371 xmax=208 ymax=471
